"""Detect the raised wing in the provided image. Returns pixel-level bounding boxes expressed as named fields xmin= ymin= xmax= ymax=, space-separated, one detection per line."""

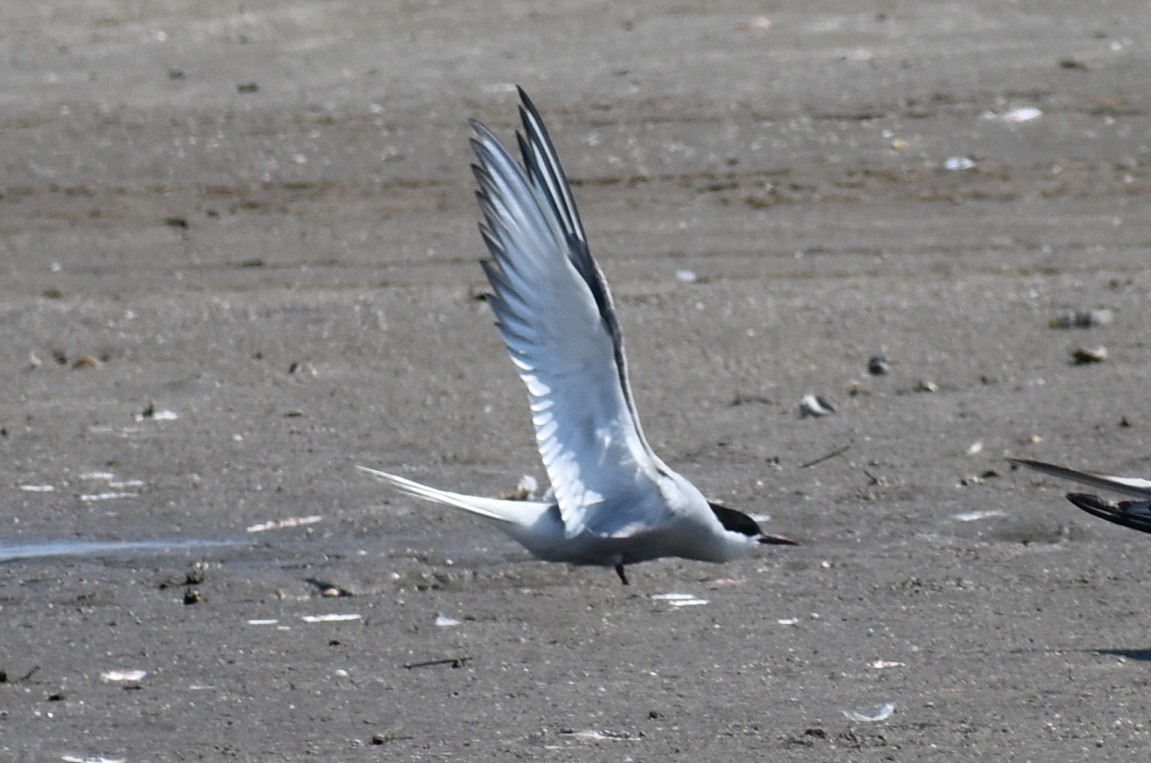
xmin=470 ymin=89 xmax=671 ymax=537
xmin=1009 ymin=457 xmax=1151 ymax=498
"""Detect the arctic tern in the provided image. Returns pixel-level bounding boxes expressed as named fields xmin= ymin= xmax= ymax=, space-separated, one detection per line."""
xmin=359 ymin=89 xmax=795 ymax=584
xmin=1009 ymin=457 xmax=1151 ymax=534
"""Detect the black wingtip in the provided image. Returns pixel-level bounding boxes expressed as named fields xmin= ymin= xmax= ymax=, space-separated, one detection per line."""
xmin=1066 ymin=492 xmax=1151 ymax=534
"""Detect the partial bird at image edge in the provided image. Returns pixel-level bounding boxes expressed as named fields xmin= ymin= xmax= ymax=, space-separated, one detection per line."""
xmin=1009 ymin=456 xmax=1151 ymax=534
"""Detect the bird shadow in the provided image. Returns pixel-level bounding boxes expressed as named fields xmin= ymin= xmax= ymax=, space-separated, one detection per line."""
xmin=1091 ymin=648 xmax=1151 ymax=662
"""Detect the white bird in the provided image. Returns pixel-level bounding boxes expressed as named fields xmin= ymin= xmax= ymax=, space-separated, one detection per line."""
xmin=359 ymin=88 xmax=794 ymax=585
xmin=1009 ymin=457 xmax=1151 ymax=534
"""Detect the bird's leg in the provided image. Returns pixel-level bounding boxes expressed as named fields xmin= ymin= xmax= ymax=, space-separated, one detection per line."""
xmin=614 ymin=564 xmax=629 ymax=585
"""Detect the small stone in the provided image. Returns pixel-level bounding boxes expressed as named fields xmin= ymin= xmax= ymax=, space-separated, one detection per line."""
xmin=1071 ymin=346 xmax=1107 ymax=364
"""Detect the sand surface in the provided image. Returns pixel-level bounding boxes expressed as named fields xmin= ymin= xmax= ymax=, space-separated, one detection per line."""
xmin=2 ymin=1 xmax=1151 ymax=760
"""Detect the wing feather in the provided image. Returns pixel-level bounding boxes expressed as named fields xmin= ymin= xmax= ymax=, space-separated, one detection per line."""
xmin=1009 ymin=457 xmax=1151 ymax=498
xmin=471 ymin=90 xmax=673 ymax=537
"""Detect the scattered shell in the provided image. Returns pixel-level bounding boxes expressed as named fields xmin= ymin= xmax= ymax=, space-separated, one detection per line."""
xmin=651 ymin=592 xmax=708 ymax=607
xmin=1049 ymin=309 xmax=1113 ymax=329
xmin=943 ymin=156 xmax=975 ymax=171
xmin=868 ymin=660 xmax=906 ymax=669
xmin=952 ymin=509 xmax=1006 ymax=522
xmin=499 ymin=474 xmax=539 ymax=500
xmin=435 ymin=614 xmax=461 ymax=627
xmin=843 ymin=701 xmax=895 ymax=722
xmin=867 ymin=356 xmax=891 ymax=376
xmin=559 ymin=729 xmax=642 ymax=741
xmin=79 ymin=491 xmax=138 ymax=502
xmin=18 ymin=484 xmax=54 ymax=493
xmin=966 ymin=441 xmax=983 ymax=456
xmin=136 ymin=407 xmax=179 ymax=422
xmin=984 ymin=106 xmax=1042 ymax=123
xmin=72 ymin=355 xmax=102 ymax=369
xmin=916 ymin=379 xmax=938 ymax=393
xmin=675 ymin=269 xmax=698 ymax=283
xmin=1071 ymin=346 xmax=1107 ymax=364
xmin=777 ymin=618 xmax=799 ymax=626
xmin=246 ymin=515 xmax=323 ymax=533
xmin=301 ymin=613 xmax=362 ymax=623
xmin=248 ymin=619 xmax=279 ymax=626
xmin=799 ymin=394 xmax=836 ymax=418
xmin=101 ymin=669 xmax=147 ymax=682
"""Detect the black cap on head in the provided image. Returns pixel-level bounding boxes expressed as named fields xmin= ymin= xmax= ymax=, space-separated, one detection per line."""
xmin=708 ymin=501 xmax=763 ymax=537
xmin=709 ymin=501 xmax=798 ymax=545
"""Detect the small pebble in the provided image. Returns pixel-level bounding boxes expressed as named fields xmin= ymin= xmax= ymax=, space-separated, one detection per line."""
xmin=1071 ymin=346 xmax=1107 ymax=364
xmin=867 ymin=356 xmax=891 ymax=376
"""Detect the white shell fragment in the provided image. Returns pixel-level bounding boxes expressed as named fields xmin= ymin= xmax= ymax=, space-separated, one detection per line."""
xmin=651 ymin=592 xmax=709 ymax=607
xmin=952 ymin=510 xmax=1007 ymax=522
xmin=559 ymin=729 xmax=642 ymax=741
xmin=868 ymin=659 xmax=906 ymax=669
xmin=983 ymin=106 xmax=1042 ymax=123
xmin=499 ymin=474 xmax=542 ymax=501
xmin=843 ymin=701 xmax=896 ymax=722
xmin=435 ymin=614 xmax=462 ymax=627
xmin=246 ymin=515 xmax=323 ymax=533
xmin=18 ymin=484 xmax=55 ymax=492
xmin=799 ymin=394 xmax=836 ymax=418
xmin=135 ymin=408 xmax=179 ymax=422
xmin=943 ymin=156 xmax=975 ymax=171
xmin=101 ymin=669 xmax=147 ymax=682
xmin=301 ymin=613 xmax=362 ymax=623
xmin=79 ymin=492 xmax=138 ymax=502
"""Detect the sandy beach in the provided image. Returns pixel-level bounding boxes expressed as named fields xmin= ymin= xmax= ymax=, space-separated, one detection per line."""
xmin=2 ymin=1 xmax=1150 ymax=759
